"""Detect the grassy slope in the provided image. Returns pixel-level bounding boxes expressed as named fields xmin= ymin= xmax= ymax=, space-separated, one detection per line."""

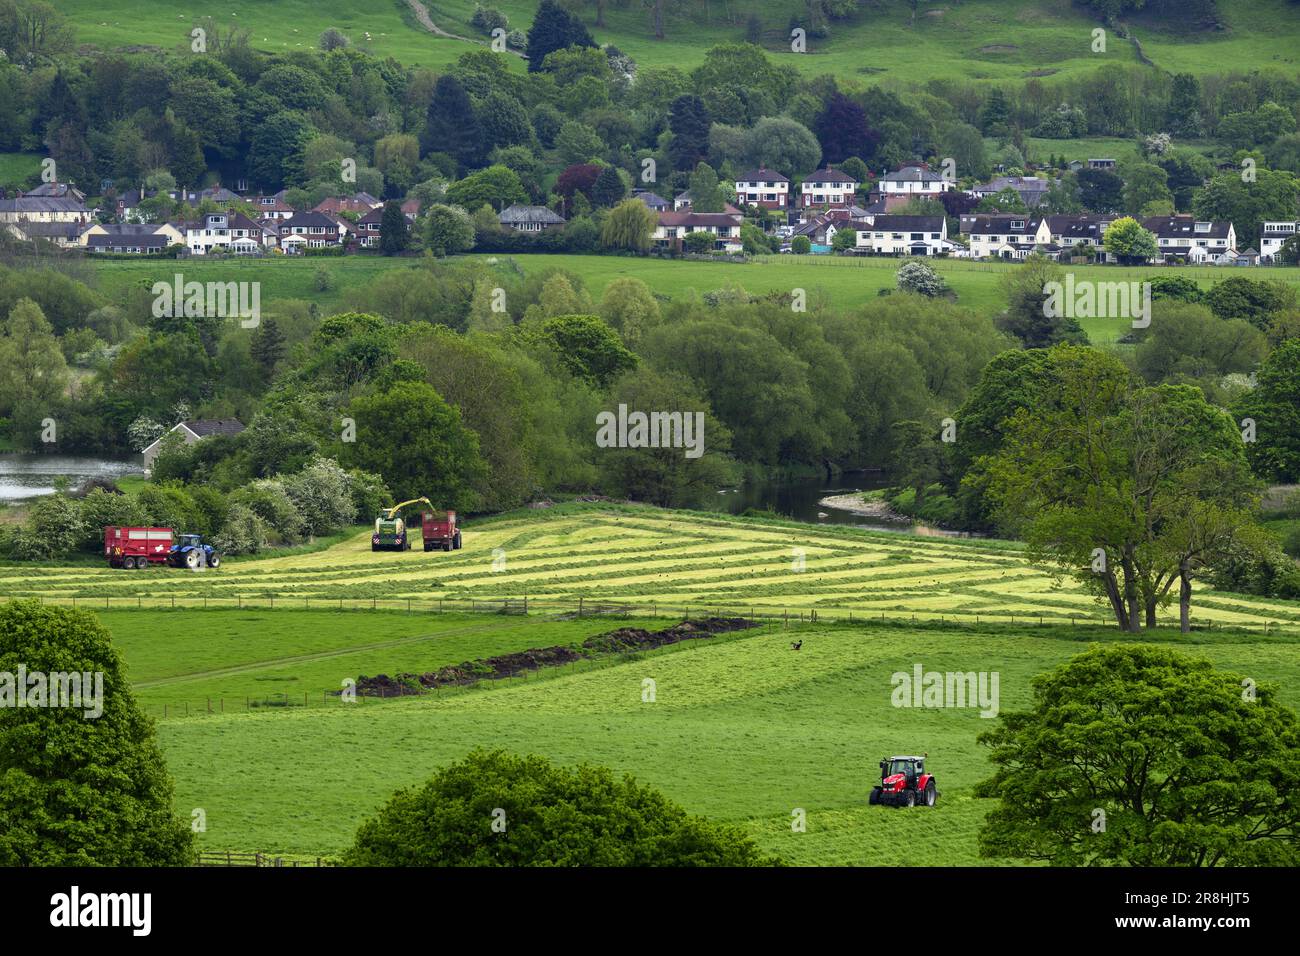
xmin=87 ymin=254 xmax=1300 ymax=347
xmin=59 ymin=0 xmax=1300 ymax=84
xmin=104 ymin=607 xmax=670 ymax=712
xmin=10 ymin=505 xmax=1299 ymax=629
xmin=131 ymin=611 xmax=1300 ymax=861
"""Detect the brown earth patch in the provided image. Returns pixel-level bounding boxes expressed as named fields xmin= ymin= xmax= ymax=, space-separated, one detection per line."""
xmin=353 ymin=617 xmax=759 ymax=697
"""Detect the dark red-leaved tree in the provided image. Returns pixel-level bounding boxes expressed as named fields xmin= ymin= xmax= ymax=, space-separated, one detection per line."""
xmin=814 ymin=93 xmax=880 ymax=166
xmin=554 ymin=163 xmax=602 ymax=215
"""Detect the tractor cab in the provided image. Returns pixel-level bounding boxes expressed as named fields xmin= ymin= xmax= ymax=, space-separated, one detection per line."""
xmin=870 ymin=754 xmax=936 ymax=808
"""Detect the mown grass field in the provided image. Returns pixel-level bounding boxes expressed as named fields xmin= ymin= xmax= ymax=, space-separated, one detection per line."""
xmin=92 ymin=608 xmax=1300 ymax=863
xmin=58 ymin=0 xmax=1300 ymax=85
xmin=8 ymin=504 xmax=1299 ymax=630
xmin=13 ymin=505 xmax=1294 ymax=863
xmin=88 ymin=253 xmax=1300 ymax=347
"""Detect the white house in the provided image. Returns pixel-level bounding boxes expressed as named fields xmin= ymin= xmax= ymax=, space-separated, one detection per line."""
xmin=733 ymin=168 xmax=791 ymax=209
xmin=1260 ymin=220 xmax=1299 ymax=263
xmin=1142 ymin=216 xmax=1235 ymax=264
xmin=853 ymin=215 xmax=948 ymax=255
xmin=967 ymin=215 xmax=1053 ymax=259
xmin=799 ymin=168 xmax=859 ymax=209
xmin=183 ymin=211 xmax=274 ymax=254
xmin=877 ymin=165 xmax=953 ymax=197
xmin=653 ymin=211 xmax=743 ymax=253
xmin=141 ymin=419 xmax=245 ymax=473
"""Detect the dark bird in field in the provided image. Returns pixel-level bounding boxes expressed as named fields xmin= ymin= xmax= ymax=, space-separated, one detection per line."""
xmin=791 ymin=640 xmax=802 ymax=651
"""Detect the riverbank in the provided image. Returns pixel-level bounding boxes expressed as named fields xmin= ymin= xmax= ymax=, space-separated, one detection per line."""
xmin=817 ymin=491 xmax=912 ymax=524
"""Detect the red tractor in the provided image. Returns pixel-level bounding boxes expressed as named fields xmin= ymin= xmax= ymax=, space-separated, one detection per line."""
xmin=869 ymin=755 xmax=938 ymax=808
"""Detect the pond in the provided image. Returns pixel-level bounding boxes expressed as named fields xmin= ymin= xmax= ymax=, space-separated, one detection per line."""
xmin=0 ymin=454 xmax=144 ymax=503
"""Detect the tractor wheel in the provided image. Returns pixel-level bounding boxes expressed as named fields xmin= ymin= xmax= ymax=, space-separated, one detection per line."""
xmin=137 ymin=556 xmax=148 ymax=569
xmin=185 ymin=549 xmax=201 ymax=570
xmin=423 ymin=540 xmax=433 ymax=552
xmin=924 ymin=783 xmax=936 ymax=807
xmin=123 ymin=556 xmax=137 ymax=570
xmin=208 ymin=553 xmax=221 ymax=569
xmin=453 ymin=531 xmax=462 ymax=550
xmin=868 ymin=787 xmax=881 ymax=806
xmin=904 ymin=790 xmax=916 ymax=808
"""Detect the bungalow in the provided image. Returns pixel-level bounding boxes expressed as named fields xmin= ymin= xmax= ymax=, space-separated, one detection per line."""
xmin=877 ymin=164 xmax=953 ymax=197
xmin=1142 ymin=215 xmax=1235 ymax=264
xmin=79 ymin=222 xmax=184 ymax=254
xmin=142 ymin=419 xmax=245 ymax=473
xmin=4 ymin=220 xmax=84 ymax=247
xmin=734 ymin=168 xmax=791 ymax=209
xmin=279 ymin=211 xmax=343 ymax=249
xmin=853 ymin=214 xmax=948 ymax=256
xmin=799 ymin=168 xmax=859 ymax=209
xmin=499 ymin=204 xmax=566 ymax=232
xmin=1087 ymin=158 xmax=1117 ymax=170
xmin=633 ymin=190 xmax=671 ymax=212
xmin=653 ymin=210 xmax=743 ymax=253
xmin=968 ymin=176 xmax=1054 ymax=208
xmin=967 ymin=215 xmax=1053 ymax=259
xmin=1259 ymin=220 xmax=1300 ymax=263
xmin=313 ymin=194 xmax=382 ymax=215
xmin=174 ymin=185 xmax=242 ymax=206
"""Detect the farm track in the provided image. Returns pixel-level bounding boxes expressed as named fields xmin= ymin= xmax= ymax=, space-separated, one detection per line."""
xmin=5 ymin=508 xmax=1298 ymax=630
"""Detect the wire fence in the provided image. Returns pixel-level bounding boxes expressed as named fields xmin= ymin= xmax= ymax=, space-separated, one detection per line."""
xmin=27 ymin=591 xmax=1300 ymax=635
xmin=30 ymin=592 xmax=1294 ymax=721
xmin=195 ymin=850 xmax=333 ymax=867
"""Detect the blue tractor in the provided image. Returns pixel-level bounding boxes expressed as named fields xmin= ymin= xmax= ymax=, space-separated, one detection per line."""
xmin=168 ymin=534 xmax=222 ymax=569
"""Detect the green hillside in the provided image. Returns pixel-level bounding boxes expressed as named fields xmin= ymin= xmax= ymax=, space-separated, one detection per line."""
xmin=59 ymin=0 xmax=1300 ymax=84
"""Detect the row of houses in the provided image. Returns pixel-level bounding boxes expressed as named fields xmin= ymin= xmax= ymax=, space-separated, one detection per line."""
xmin=0 ymin=183 xmax=420 ymax=254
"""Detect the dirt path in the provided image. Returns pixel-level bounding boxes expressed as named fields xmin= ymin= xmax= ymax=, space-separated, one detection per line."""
xmin=403 ymin=0 xmax=527 ymax=59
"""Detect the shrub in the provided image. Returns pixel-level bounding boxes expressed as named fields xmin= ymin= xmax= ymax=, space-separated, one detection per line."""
xmin=76 ymin=488 xmax=144 ymax=552
xmin=11 ymin=495 xmax=84 ymax=560
xmin=283 ymin=457 xmax=358 ymax=537
xmin=683 ymin=230 xmax=715 ymax=254
xmin=229 ymin=479 xmax=305 ymax=544
xmin=896 ymin=260 xmax=949 ymax=297
xmin=791 ymin=235 xmax=811 ymax=254
xmin=342 ymin=749 xmax=777 ymax=866
xmin=470 ymin=6 xmax=509 ymax=34
xmin=213 ymin=504 xmax=268 ymax=556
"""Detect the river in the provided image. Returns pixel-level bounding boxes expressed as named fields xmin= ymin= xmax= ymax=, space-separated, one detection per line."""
xmin=0 ymin=454 xmax=143 ymax=502
xmin=714 ymin=472 xmax=945 ymax=533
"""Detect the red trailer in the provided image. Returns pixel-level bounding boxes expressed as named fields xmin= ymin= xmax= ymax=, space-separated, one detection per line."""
xmin=421 ymin=511 xmax=462 ymax=552
xmin=105 ymin=526 xmax=174 ymax=569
